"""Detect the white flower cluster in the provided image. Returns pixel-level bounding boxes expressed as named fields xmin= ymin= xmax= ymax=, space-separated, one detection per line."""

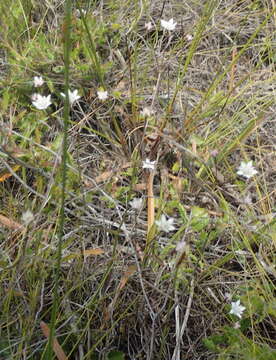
xmin=31 ymin=75 xmax=110 ymax=110
xmin=145 ymin=18 xmax=177 ymax=32
xmin=31 ymin=76 xmax=51 ymax=110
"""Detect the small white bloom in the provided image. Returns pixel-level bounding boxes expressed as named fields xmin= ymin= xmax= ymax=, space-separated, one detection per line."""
xmin=237 ymin=161 xmax=258 ymax=179
xmin=176 ymin=240 xmax=186 ymax=252
xmin=140 ymin=107 xmax=154 ymax=117
xmin=159 ymin=93 xmax=170 ymax=99
xmin=161 ymin=18 xmax=177 ymax=31
xmin=97 ymin=89 xmax=108 ymax=101
xmin=145 ymin=21 xmax=153 ymax=31
xmin=229 ymin=300 xmax=246 ymax=319
xmin=61 ymin=89 xmax=81 ymax=104
xmin=186 ymin=34 xmax=193 ymax=41
xmin=75 ymin=9 xmax=87 ymax=17
xmin=142 ymin=158 xmax=156 ymax=170
xmin=129 ymin=198 xmax=143 ymax=210
xmin=155 ymin=214 xmax=176 ymax=232
xmin=22 ymin=210 xmax=34 ymax=225
xmin=32 ymin=94 xmax=51 ymax=110
xmin=242 ymin=194 xmax=252 ymax=205
xmin=33 ymin=76 xmax=44 ymax=87
xmin=168 ymin=260 xmax=175 ymax=269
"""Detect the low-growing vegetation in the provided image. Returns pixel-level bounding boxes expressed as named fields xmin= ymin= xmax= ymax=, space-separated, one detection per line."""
xmin=0 ymin=0 xmax=275 ymax=359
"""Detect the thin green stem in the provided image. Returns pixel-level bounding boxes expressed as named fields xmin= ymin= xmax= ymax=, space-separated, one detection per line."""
xmin=43 ymin=0 xmax=71 ymax=358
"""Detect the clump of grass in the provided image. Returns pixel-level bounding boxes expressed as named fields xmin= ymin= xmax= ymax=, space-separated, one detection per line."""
xmin=0 ymin=0 xmax=275 ymax=359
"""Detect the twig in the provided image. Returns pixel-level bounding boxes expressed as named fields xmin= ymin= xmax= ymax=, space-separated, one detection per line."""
xmin=172 ymin=278 xmax=195 ymax=360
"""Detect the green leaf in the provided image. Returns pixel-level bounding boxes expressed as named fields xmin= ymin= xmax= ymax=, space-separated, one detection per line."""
xmin=266 ymin=299 xmax=276 ymax=317
xmin=172 ymin=161 xmax=181 ymax=173
xmin=177 ymin=203 xmax=188 ymax=222
xmin=190 ymin=134 xmax=205 ymax=145
xmin=191 ymin=206 xmax=210 ymax=231
xmin=107 ymin=350 xmax=125 ymax=360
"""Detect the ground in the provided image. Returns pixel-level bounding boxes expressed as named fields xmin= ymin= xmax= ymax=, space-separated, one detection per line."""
xmin=0 ymin=0 xmax=275 ymax=359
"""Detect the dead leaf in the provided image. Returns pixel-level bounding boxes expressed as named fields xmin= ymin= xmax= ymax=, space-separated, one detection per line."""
xmin=105 ymin=265 xmax=137 ymax=322
xmin=85 ymin=162 xmax=132 ymax=185
xmin=168 ymin=174 xmax=184 ymax=194
xmin=0 ymin=214 xmax=24 ymax=230
xmin=114 ymin=78 xmax=131 ymax=97
xmin=118 ymin=265 xmax=137 ymax=291
xmin=40 ymin=321 xmax=68 ymax=360
xmin=133 ymin=183 xmax=147 ymax=191
xmin=63 ymin=248 xmax=105 ymax=260
xmin=95 ymin=170 xmax=115 ymax=183
xmin=83 ymin=248 xmax=104 ymax=256
xmin=211 ymin=167 xmax=225 ymax=184
xmin=0 ymin=165 xmax=21 ymax=182
xmin=191 ymin=141 xmax=197 ymax=155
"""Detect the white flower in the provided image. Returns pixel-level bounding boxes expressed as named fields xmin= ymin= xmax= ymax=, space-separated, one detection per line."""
xmin=32 ymin=94 xmax=51 ymax=110
xmin=33 ymin=76 xmax=44 ymax=87
xmin=22 ymin=210 xmax=34 ymax=225
xmin=145 ymin=21 xmax=153 ymax=31
xmin=155 ymin=214 xmax=176 ymax=233
xmin=75 ymin=9 xmax=87 ymax=17
xmin=176 ymin=240 xmax=186 ymax=252
xmin=129 ymin=198 xmax=143 ymax=210
xmin=142 ymin=158 xmax=156 ymax=170
xmin=97 ymin=89 xmax=108 ymax=101
xmin=160 ymin=18 xmax=177 ymax=31
xmin=229 ymin=300 xmax=246 ymax=319
xmin=237 ymin=161 xmax=258 ymax=179
xmin=140 ymin=107 xmax=154 ymax=117
xmin=243 ymin=194 xmax=252 ymax=205
xmin=186 ymin=34 xmax=193 ymax=41
xmin=61 ymin=89 xmax=81 ymax=104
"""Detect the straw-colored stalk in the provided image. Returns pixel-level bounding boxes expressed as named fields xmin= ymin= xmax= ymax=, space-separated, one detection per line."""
xmin=147 ymin=170 xmax=155 ymax=236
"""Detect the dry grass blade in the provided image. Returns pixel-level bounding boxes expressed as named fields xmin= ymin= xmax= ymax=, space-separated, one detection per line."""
xmin=147 ymin=171 xmax=155 ymax=236
xmin=172 ymin=279 xmax=195 ymax=360
xmin=106 ymin=265 xmax=137 ymax=321
xmin=83 ymin=248 xmax=104 ymax=256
